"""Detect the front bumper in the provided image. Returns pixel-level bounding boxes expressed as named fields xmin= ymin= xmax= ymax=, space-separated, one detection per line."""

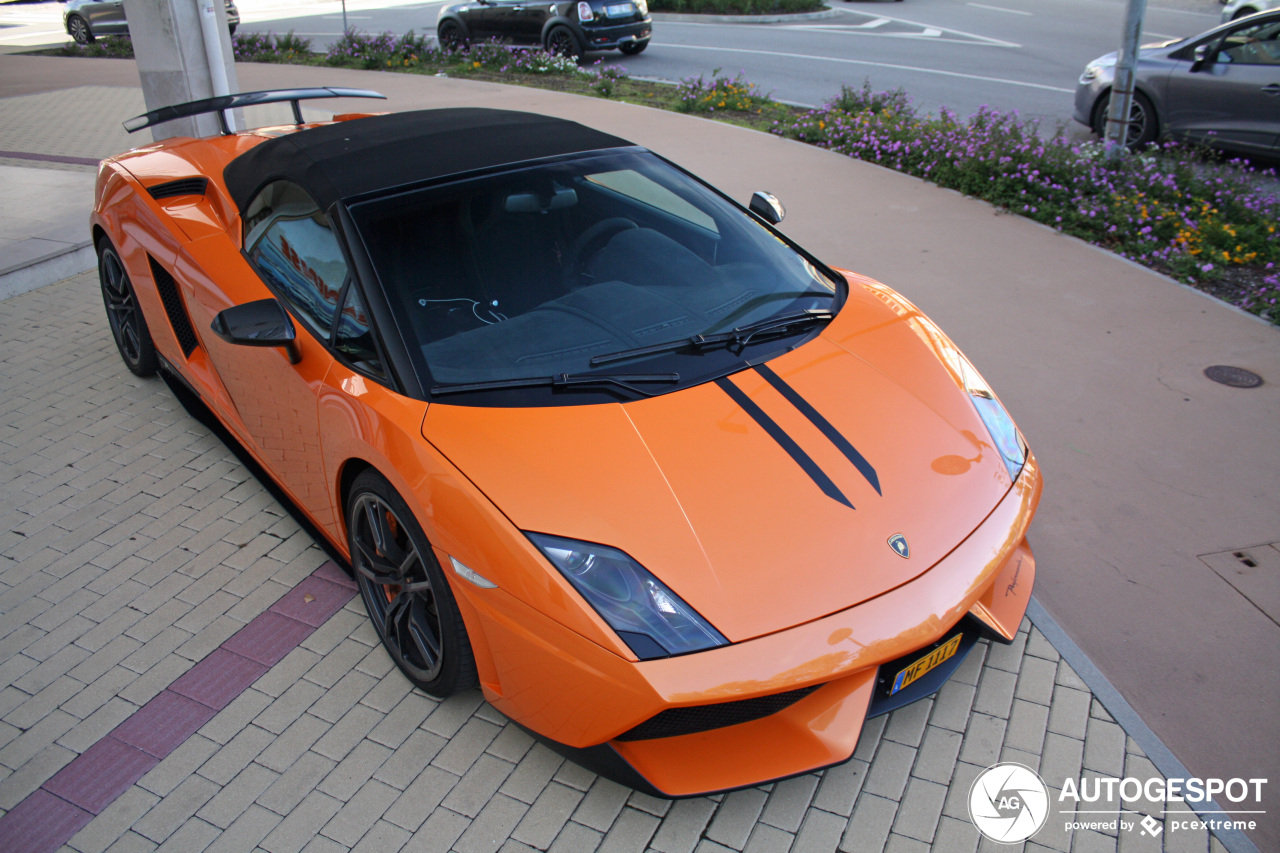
xmin=457 ymin=453 xmax=1041 ymax=796
xmin=1074 ymin=68 xmax=1114 ymax=129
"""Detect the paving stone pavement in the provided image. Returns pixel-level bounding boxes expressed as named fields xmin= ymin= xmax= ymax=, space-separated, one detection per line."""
xmin=0 ymin=272 xmax=1240 ymax=853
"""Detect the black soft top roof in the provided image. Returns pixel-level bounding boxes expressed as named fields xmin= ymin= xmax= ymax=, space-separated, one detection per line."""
xmin=223 ymin=108 xmax=633 ymax=214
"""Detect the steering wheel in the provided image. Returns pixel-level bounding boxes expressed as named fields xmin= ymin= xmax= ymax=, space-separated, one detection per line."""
xmin=563 ymin=218 xmax=638 ymax=288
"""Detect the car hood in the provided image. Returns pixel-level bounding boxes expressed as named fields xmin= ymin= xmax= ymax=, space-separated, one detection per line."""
xmin=421 ymin=278 xmax=1016 ymax=643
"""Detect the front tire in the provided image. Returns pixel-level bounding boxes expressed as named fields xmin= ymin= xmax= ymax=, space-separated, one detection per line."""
xmin=347 ymin=470 xmax=478 ymax=698
xmin=1092 ymin=90 xmax=1157 ymax=150
xmin=545 ymin=25 xmax=582 ymax=59
xmin=68 ymin=15 xmax=94 ymax=45
xmin=98 ymin=237 xmax=158 ymax=377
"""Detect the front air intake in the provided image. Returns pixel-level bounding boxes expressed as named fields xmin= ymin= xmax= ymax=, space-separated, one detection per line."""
xmin=615 ymin=685 xmax=821 ymax=741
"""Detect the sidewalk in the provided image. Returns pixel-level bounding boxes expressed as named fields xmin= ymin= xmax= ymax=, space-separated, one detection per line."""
xmin=0 ymin=54 xmax=1276 ymax=853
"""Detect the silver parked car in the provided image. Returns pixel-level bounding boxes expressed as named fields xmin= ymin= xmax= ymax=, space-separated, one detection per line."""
xmin=64 ymin=0 xmax=240 ymax=44
xmin=1073 ymin=10 xmax=1280 ymax=155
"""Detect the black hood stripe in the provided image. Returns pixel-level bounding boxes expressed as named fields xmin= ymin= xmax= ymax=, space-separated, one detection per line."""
xmin=754 ymin=363 xmax=882 ymax=496
xmin=716 ymin=378 xmax=854 ymax=510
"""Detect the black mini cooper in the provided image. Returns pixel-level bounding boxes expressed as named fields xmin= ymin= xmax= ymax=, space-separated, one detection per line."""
xmin=437 ymin=0 xmax=652 ymax=58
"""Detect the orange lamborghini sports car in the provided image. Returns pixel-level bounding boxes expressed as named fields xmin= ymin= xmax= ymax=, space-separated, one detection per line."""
xmin=94 ymin=88 xmax=1041 ymax=797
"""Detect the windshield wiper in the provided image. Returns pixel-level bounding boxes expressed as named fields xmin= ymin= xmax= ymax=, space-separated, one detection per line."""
xmin=590 ymin=309 xmax=835 ymax=368
xmin=431 ymin=372 xmax=680 ymax=397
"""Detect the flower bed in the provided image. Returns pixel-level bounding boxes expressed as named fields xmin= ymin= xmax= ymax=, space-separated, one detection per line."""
xmin=773 ymin=84 xmax=1279 ymax=323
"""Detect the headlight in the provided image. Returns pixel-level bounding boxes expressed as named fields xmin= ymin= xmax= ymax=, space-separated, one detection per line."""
xmin=936 ymin=340 xmax=1028 ymax=482
xmin=528 ymin=532 xmax=729 ymax=660
xmin=1080 ymin=57 xmax=1116 ymax=82
xmin=968 ymin=388 xmax=1027 ymax=482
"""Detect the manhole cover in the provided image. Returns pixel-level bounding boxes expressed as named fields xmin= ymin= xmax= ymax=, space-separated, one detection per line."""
xmin=1204 ymin=365 xmax=1263 ymax=388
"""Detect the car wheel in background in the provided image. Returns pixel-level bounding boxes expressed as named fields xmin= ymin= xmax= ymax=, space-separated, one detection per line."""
xmin=619 ymin=40 xmax=647 ymax=55
xmin=347 ymin=469 xmax=478 ymax=698
xmin=98 ymin=238 xmax=158 ymax=377
xmin=1092 ymin=90 xmax=1158 ymax=150
xmin=437 ymin=19 xmax=466 ymax=50
xmin=67 ymin=15 xmax=94 ymax=45
xmin=546 ymin=25 xmax=582 ymax=58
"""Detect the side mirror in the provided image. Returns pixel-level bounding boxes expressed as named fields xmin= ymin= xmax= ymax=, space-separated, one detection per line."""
xmin=749 ymin=191 xmax=785 ymax=225
xmin=1190 ymin=44 xmax=1211 ymax=72
xmin=211 ymin=298 xmax=301 ymax=364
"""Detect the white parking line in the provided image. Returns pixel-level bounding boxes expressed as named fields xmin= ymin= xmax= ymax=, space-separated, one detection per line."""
xmin=966 ymin=2 xmax=1032 ymax=15
xmin=828 ymin=8 xmax=1020 ymax=47
xmin=658 ymin=43 xmax=1074 ymax=93
xmin=0 ymin=29 xmax=63 ymax=44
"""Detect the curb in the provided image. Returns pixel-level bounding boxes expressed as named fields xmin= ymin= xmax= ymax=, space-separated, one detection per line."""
xmin=0 ymin=242 xmax=96 ymax=302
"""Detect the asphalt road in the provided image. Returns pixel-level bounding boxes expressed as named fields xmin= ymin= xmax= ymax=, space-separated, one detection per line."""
xmin=230 ymin=0 xmax=1226 ymax=127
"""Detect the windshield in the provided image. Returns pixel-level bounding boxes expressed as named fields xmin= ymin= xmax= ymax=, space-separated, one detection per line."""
xmin=349 ymin=150 xmax=843 ymax=405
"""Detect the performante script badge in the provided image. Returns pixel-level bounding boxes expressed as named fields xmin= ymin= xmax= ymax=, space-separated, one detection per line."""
xmin=968 ymin=763 xmax=1050 ymax=843
xmin=888 ymin=533 xmax=909 ymax=558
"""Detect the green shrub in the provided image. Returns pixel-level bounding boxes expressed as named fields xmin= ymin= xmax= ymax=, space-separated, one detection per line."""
xmin=675 ymin=69 xmax=770 ymax=114
xmin=53 ymin=36 xmax=135 ymax=58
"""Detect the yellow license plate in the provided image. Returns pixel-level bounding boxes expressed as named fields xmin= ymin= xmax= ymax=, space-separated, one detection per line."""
xmin=890 ymin=634 xmax=963 ymax=695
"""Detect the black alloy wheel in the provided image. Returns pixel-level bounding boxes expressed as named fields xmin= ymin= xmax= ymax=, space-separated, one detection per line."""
xmin=546 ymin=26 xmax=582 ymax=59
xmin=437 ymin=19 xmax=465 ymax=50
xmin=68 ymin=15 xmax=94 ymax=45
xmin=347 ymin=470 xmax=477 ymax=697
xmin=1092 ymin=90 xmax=1158 ymax=150
xmin=98 ymin=238 xmax=158 ymax=377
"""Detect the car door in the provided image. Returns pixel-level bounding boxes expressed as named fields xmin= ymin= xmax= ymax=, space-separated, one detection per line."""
xmin=467 ymin=0 xmax=512 ymax=39
xmin=196 ymin=180 xmax=345 ymax=530
xmin=506 ymin=0 xmax=552 ymax=44
xmin=1165 ymin=16 xmax=1280 ymax=153
xmin=89 ymin=0 xmax=128 ymax=36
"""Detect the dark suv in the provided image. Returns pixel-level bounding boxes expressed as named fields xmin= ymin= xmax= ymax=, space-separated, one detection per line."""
xmin=437 ymin=0 xmax=652 ymax=58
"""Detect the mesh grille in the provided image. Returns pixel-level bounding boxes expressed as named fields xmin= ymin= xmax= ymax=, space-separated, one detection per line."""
xmin=615 ymin=685 xmax=821 ymax=742
xmin=147 ymin=255 xmax=199 ymax=357
xmin=147 ymin=177 xmax=208 ymax=200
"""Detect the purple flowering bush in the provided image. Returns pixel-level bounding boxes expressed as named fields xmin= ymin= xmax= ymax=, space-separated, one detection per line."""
xmin=773 ymin=84 xmax=1280 ymax=323
xmin=324 ymin=30 xmax=436 ymax=69
xmin=233 ymin=31 xmax=312 ymax=63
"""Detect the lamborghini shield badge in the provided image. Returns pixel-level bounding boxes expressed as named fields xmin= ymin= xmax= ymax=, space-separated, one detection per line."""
xmin=888 ymin=533 xmax=909 ymax=558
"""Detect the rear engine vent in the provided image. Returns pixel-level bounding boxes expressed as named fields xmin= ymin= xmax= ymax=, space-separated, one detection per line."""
xmin=615 ymin=685 xmax=822 ymax=742
xmin=147 ymin=177 xmax=208 ymax=200
xmin=147 ymin=255 xmax=199 ymax=357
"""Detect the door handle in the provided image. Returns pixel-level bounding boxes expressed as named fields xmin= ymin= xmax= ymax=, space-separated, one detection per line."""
xmin=1262 ymin=84 xmax=1280 ymax=96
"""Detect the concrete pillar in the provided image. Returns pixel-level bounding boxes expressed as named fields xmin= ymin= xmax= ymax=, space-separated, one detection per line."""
xmin=124 ymin=0 xmax=239 ymax=141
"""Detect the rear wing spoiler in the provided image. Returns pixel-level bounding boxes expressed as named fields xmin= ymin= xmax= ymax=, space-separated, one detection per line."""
xmin=123 ymin=87 xmax=387 ymax=135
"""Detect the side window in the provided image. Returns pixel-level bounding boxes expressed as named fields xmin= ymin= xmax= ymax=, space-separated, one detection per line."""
xmin=244 ymin=180 xmax=348 ymax=340
xmin=1218 ymin=21 xmax=1280 ymax=65
xmin=334 ymin=283 xmax=385 ymax=379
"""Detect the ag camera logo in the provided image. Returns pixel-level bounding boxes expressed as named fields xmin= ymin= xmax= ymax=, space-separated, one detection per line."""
xmin=969 ymin=762 xmax=1050 ymax=843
